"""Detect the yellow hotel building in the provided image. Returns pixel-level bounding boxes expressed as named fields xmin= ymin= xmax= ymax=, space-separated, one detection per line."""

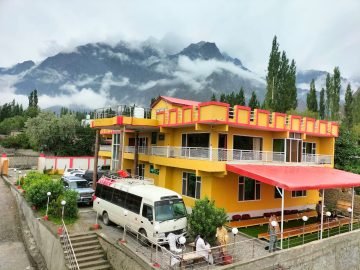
xmin=91 ymin=96 xmax=339 ymax=218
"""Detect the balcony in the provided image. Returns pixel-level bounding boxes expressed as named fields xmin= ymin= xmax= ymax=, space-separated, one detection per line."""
xmin=99 ymin=145 xmax=112 ymax=152
xmin=123 ymin=146 xmax=332 ymax=165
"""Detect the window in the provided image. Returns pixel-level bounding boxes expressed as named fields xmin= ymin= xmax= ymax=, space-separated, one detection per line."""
xmin=238 ymin=177 xmax=261 ymax=201
xmin=142 ymin=204 xmax=154 ymax=221
xmin=125 ymin=193 xmax=142 ymax=213
xmin=137 ymin=164 xmax=145 ymax=179
xmin=95 ymin=184 xmax=103 ymax=197
xmin=151 ymin=132 xmax=157 ymax=144
xmin=302 ymin=142 xmax=316 ymax=155
xmin=155 ymin=199 xmax=186 ymax=222
xmin=289 ymin=132 xmax=301 ymax=139
xmin=101 ymin=185 xmax=114 ymax=201
xmin=182 ymin=172 xmax=201 ymax=199
xmin=112 ymin=189 xmax=126 ymax=207
xmin=112 ymin=134 xmax=121 ymax=170
xmin=292 ymin=190 xmax=307 ymax=197
xmin=274 ymin=188 xmax=282 ymax=199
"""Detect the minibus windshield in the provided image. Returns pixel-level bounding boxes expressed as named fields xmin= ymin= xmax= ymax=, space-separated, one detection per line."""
xmin=155 ymin=199 xmax=186 ymax=222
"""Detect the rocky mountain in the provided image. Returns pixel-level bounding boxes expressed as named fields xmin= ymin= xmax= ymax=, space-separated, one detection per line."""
xmin=0 ymin=41 xmax=359 ymax=110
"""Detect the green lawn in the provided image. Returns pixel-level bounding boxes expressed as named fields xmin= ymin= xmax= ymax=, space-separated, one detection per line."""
xmin=239 ymin=217 xmax=318 ymax=238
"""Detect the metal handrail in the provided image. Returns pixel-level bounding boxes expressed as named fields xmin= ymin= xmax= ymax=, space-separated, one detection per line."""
xmin=61 ymin=220 xmax=80 ymax=270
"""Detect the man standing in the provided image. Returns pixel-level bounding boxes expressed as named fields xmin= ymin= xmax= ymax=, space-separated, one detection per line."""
xmin=268 ymin=214 xmax=279 ymax=253
xmin=316 ymin=201 xmax=322 ymax=221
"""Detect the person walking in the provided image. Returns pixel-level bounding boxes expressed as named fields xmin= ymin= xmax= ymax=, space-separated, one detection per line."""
xmin=268 ymin=214 xmax=279 ymax=253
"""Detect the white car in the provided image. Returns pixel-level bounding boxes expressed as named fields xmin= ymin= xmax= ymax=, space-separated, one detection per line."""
xmin=63 ymin=168 xmax=86 ymax=177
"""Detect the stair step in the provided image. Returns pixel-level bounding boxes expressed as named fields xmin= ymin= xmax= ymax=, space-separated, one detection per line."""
xmin=69 ymin=232 xmax=97 ymax=238
xmin=76 ymin=254 xmax=104 ymax=263
xmin=71 ymin=239 xmax=99 ymax=248
xmin=80 ymin=264 xmax=112 ymax=270
xmin=71 ymin=244 xmax=102 ymax=253
xmin=70 ymin=234 xmax=98 ymax=243
xmin=78 ymin=259 xmax=109 ymax=269
xmin=72 ymin=249 xmax=104 ymax=259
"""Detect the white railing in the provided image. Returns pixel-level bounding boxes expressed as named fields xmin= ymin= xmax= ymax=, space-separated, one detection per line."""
xmin=302 ymin=154 xmax=332 ymax=164
xmin=124 ymin=146 xmax=332 ymax=164
xmin=94 ymin=105 xmax=152 ymax=119
xmin=61 ymin=221 xmax=79 ymax=270
xmin=99 ymin=145 xmax=112 ymax=152
xmin=124 ymin=146 xmax=149 ymax=155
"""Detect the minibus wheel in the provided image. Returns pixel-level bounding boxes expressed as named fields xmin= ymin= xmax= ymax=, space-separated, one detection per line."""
xmin=102 ymin=211 xmax=110 ymax=225
xmin=139 ymin=229 xmax=148 ymax=246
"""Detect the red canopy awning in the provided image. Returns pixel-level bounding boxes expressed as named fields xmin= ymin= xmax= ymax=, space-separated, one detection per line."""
xmin=226 ymin=164 xmax=360 ymax=191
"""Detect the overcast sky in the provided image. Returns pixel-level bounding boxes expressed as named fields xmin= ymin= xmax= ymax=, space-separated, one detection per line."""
xmin=0 ymin=0 xmax=359 ymax=78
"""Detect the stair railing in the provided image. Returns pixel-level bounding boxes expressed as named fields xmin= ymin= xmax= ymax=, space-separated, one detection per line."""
xmin=61 ymin=220 xmax=80 ymax=270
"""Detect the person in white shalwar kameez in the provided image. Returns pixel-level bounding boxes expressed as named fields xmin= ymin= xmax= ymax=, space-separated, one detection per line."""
xmin=195 ymin=235 xmax=214 ymax=264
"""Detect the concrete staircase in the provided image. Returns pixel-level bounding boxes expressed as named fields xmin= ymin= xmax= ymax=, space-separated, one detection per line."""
xmin=62 ymin=232 xmax=112 ymax=270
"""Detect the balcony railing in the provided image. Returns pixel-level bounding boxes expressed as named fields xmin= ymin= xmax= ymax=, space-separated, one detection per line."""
xmin=124 ymin=146 xmax=332 ymax=164
xmin=99 ymin=145 xmax=112 ymax=152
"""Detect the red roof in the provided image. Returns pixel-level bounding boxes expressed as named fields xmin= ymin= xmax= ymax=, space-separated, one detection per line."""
xmin=152 ymin=96 xmax=200 ymax=108
xmin=226 ymin=164 xmax=360 ymax=191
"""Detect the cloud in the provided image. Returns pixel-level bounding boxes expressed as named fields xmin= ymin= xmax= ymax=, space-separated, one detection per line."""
xmin=0 ymin=75 xmax=29 ymax=107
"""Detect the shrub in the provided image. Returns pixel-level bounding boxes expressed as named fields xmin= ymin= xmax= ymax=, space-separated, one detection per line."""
xmin=48 ymin=190 xmax=78 ymax=219
xmin=187 ymin=197 xmax=228 ymax=245
xmin=24 ymin=172 xmax=64 ymax=207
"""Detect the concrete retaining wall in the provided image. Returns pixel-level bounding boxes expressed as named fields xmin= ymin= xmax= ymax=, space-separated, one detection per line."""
xmin=222 ymin=229 xmax=360 ymax=270
xmin=10 ymin=186 xmax=67 ymax=270
xmin=97 ymin=235 xmax=152 ymax=270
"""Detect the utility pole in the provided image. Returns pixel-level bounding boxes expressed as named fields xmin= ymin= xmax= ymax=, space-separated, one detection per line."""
xmin=93 ymin=129 xmax=100 ymax=190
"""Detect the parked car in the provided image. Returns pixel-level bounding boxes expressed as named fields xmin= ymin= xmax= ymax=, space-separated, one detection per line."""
xmin=61 ymin=175 xmax=95 ymax=204
xmin=63 ymin=168 xmax=86 ymax=177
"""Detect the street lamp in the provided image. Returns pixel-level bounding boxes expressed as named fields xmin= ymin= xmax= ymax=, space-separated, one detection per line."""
xmin=302 ymin=216 xmax=308 ymax=244
xmin=17 ymin=170 xmax=22 ymax=188
xmin=61 ymin=200 xmax=66 ymax=220
xmin=44 ymin=192 xmax=51 ymax=220
xmin=232 ymin=227 xmax=238 ymax=247
xmin=347 ymin=207 xmax=353 ymax=231
xmin=326 ymin=211 xmax=331 ymax=238
xmin=121 ymin=210 xmax=129 ymax=243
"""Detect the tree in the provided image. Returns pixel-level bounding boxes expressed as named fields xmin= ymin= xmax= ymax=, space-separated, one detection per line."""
xmin=352 ymin=88 xmax=360 ymax=125
xmin=319 ymin=88 xmax=325 ymax=120
xmin=325 ymin=73 xmax=332 ymax=119
xmin=219 ymin=94 xmax=226 ymax=102
xmin=248 ymin=91 xmax=260 ymax=110
xmin=306 ymin=79 xmax=318 ymax=112
xmin=332 ymin=67 xmax=341 ymax=120
xmin=264 ymin=36 xmax=297 ymax=112
xmin=237 ymin=87 xmax=246 ymax=106
xmin=210 ymin=93 xmax=217 ymax=101
xmin=344 ymin=83 xmax=353 ymax=128
xmin=187 ymin=197 xmax=227 ymax=245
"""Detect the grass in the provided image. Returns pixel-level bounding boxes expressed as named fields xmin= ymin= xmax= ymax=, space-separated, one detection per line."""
xmin=38 ymin=207 xmax=78 ymax=225
xmin=239 ymin=217 xmax=318 ymax=238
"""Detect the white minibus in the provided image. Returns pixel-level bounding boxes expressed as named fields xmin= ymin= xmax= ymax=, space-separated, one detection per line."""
xmin=93 ymin=175 xmax=187 ymax=244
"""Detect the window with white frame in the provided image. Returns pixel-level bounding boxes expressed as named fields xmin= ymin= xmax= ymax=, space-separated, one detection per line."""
xmin=238 ymin=177 xmax=261 ymax=201
xmin=302 ymin=142 xmax=316 ymax=155
xmin=182 ymin=172 xmax=201 ymax=199
xmin=292 ymin=190 xmax=307 ymax=197
xmin=112 ymin=134 xmax=121 ymax=170
xmin=137 ymin=163 xmax=145 ymax=179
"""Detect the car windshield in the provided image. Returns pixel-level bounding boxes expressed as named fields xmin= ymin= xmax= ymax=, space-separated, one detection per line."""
xmin=154 ymin=199 xmax=186 ymax=222
xmin=70 ymin=181 xmax=88 ymax=189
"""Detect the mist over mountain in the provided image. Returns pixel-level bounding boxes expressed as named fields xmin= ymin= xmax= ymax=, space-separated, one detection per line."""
xmin=0 ymin=40 xmax=359 ymax=111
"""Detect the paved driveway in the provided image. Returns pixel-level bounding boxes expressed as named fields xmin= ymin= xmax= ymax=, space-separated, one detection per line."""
xmin=0 ymin=177 xmax=34 ymax=270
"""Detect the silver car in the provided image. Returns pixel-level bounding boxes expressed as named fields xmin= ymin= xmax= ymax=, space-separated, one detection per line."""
xmin=61 ymin=176 xmax=95 ymax=204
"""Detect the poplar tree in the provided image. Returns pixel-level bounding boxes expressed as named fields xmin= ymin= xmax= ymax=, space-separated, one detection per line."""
xmin=332 ymin=67 xmax=341 ymax=120
xmin=319 ymin=88 xmax=325 ymax=120
xmin=211 ymin=93 xmax=217 ymax=101
xmin=325 ymin=73 xmax=332 ymax=119
xmin=237 ymin=87 xmax=246 ymax=106
xmin=344 ymin=83 xmax=353 ymax=127
xmin=307 ymin=79 xmax=318 ymax=112
xmin=248 ymin=91 xmax=260 ymax=110
xmin=264 ymin=36 xmax=297 ymax=112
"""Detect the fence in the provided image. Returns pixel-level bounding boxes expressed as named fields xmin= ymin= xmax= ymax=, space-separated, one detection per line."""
xmin=8 ymin=155 xmax=38 ymax=169
xmin=60 ymin=220 xmax=79 ymax=270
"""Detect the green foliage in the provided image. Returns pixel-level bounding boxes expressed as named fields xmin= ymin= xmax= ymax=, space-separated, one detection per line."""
xmin=334 ymin=125 xmax=360 ymax=172
xmin=264 ymin=36 xmax=297 ymax=112
xmin=352 ymin=89 xmax=360 ymax=125
xmin=187 ymin=197 xmax=228 ymax=245
xmin=25 ymin=111 xmax=95 ymax=155
xmin=344 ymin=83 xmax=353 ymax=128
xmin=286 ymin=109 xmax=319 ymax=119
xmin=248 ymin=91 xmax=260 ymax=110
xmin=306 ymin=79 xmax=318 ymax=112
xmin=0 ymin=115 xmax=26 ymax=135
xmin=237 ymin=87 xmax=246 ymax=106
xmin=325 ymin=73 xmax=332 ymax=119
xmin=210 ymin=93 xmax=217 ymax=101
xmin=0 ymin=133 xmax=30 ymax=149
xmin=332 ymin=67 xmax=341 ymax=120
xmin=48 ymin=190 xmax=79 ymax=219
xmin=23 ymin=172 xmax=64 ymax=207
xmin=0 ymin=99 xmax=24 ymax=122
xmin=319 ymin=88 xmax=325 ymax=120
